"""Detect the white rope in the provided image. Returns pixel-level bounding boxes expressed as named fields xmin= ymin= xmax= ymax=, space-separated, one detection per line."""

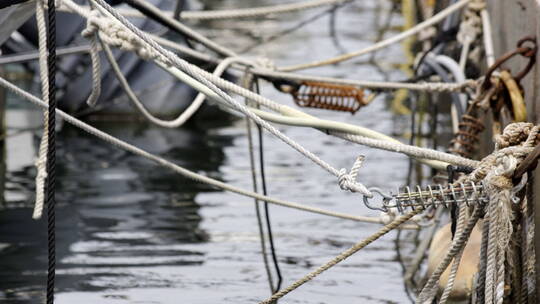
xmin=32 ymin=0 xmax=49 ymax=220
xmin=430 ymin=54 xmax=468 ymax=133
xmin=245 ymin=108 xmax=470 ymax=169
xmin=148 ymin=33 xmax=220 ymax=65
xmin=0 ymin=75 xmax=422 ymax=228
xmin=417 ymin=207 xmax=482 ymax=303
xmin=479 ymin=8 xmax=495 ymax=67
xmin=81 ymin=9 xmax=102 ymax=107
xmin=438 ymin=206 xmax=467 ymax=304
xmin=280 ymin=0 xmax=473 ymax=71
xmin=146 ymin=56 xmax=245 ymax=127
xmin=65 ymin=0 xmax=379 ymax=198
xmin=337 ymin=156 xmax=371 ymax=195
xmin=63 ymin=0 xmax=354 ymax=20
xmin=102 ymin=36 xmax=246 ymax=127
xmin=62 ymin=0 xmax=478 ymax=185
xmin=116 ymin=0 xmax=236 ymax=57
xmin=253 ymin=69 xmax=477 ymax=92
xmin=457 ymin=3 xmax=482 ymax=69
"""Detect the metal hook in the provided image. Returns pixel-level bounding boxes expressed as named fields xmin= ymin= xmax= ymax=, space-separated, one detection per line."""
xmin=362 ymin=187 xmax=391 ymax=212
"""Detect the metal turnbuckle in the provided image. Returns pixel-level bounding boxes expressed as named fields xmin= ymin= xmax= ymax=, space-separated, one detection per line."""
xmin=363 ymin=182 xmax=488 ymax=213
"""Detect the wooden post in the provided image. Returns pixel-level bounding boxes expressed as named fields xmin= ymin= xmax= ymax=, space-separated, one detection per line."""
xmin=487 ymin=0 xmax=540 ymax=299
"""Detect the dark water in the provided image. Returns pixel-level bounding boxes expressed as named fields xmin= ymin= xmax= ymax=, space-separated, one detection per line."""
xmin=0 ymin=1 xmax=424 ymax=303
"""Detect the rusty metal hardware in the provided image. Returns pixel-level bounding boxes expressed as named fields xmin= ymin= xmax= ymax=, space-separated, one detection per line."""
xmin=499 ymin=70 xmax=527 ymax=122
xmin=286 ymin=81 xmax=372 ymax=114
xmin=482 ymin=36 xmax=537 ymax=90
xmin=448 ymin=108 xmax=485 ymax=158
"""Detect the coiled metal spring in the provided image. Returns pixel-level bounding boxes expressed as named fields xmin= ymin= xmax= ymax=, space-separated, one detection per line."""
xmin=364 ymin=182 xmax=487 ymax=213
xmin=448 ymin=113 xmax=485 ymax=158
xmin=290 ymin=81 xmax=370 ymax=114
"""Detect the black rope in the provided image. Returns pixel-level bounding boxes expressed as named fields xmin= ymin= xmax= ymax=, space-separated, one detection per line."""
xmin=172 ymin=0 xmax=185 ymax=21
xmin=254 ymin=79 xmax=282 ymax=293
xmin=122 ymin=0 xmax=194 ymax=49
xmin=46 ymin=0 xmax=57 ymax=303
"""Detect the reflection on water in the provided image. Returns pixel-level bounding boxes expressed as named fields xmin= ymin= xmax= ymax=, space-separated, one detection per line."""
xmin=0 ymin=0 xmax=421 ymax=303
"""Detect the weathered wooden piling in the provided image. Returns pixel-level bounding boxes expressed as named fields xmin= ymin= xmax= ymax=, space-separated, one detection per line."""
xmin=487 ymin=0 xmax=540 ymax=299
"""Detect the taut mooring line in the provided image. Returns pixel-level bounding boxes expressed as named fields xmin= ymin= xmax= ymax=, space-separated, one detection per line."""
xmin=45 ymin=0 xmax=57 ymax=302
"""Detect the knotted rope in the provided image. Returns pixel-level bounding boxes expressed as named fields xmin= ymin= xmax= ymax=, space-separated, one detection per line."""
xmin=32 ymin=0 xmax=49 ymax=220
xmin=418 ymin=123 xmax=539 ymax=303
xmin=80 ymin=9 xmax=102 ymax=107
xmin=338 ymin=156 xmax=372 ymax=197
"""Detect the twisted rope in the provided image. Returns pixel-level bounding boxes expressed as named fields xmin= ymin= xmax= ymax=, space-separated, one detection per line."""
xmin=45 ymin=0 xmax=57 ymax=302
xmin=67 ymin=0 xmax=355 ymax=20
xmin=254 ymin=69 xmax=477 ymax=92
xmin=81 ymin=9 xmax=102 ymax=107
xmin=61 ymin=0 xmax=480 ymax=174
xmin=32 ymin=0 xmax=49 ymax=220
xmin=417 ymin=206 xmax=482 ymax=303
xmin=280 ymin=0 xmax=473 ymax=71
xmin=259 ymin=208 xmax=422 ymax=304
xmin=475 ymin=218 xmax=489 ymax=303
xmin=334 ymin=132 xmax=479 ymax=169
xmin=70 ymin=0 xmax=377 ymax=198
xmin=438 ymin=206 xmax=467 ymax=304
xmin=0 ymin=76 xmax=421 ymax=228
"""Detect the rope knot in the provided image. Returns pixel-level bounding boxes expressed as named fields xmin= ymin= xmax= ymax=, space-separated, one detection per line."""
xmin=81 ymin=10 xmax=101 ymax=38
xmin=495 ymin=122 xmax=534 ymax=149
xmin=337 ymin=156 xmax=372 ymax=197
